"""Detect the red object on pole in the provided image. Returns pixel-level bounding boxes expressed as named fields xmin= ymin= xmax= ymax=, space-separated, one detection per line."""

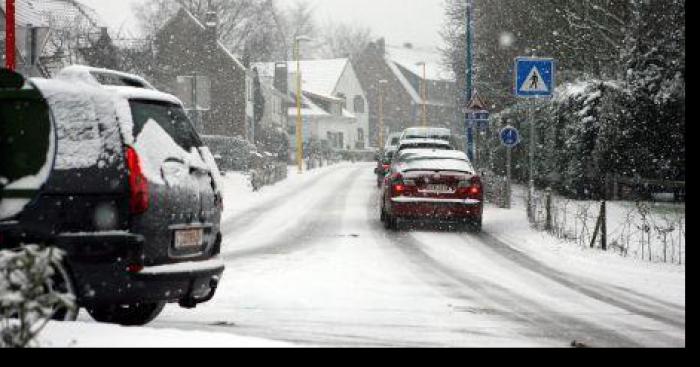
xmin=5 ymin=0 xmax=16 ymax=71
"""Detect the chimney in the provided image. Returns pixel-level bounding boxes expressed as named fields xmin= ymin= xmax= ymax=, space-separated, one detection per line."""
xmin=274 ymin=62 xmax=288 ymax=95
xmin=205 ymin=11 xmax=218 ymax=45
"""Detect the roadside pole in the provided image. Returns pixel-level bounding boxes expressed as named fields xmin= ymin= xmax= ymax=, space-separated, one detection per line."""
xmin=527 ymin=100 xmax=536 ymax=221
xmin=506 ymin=147 xmax=512 ymax=209
xmin=464 ymin=0 xmax=475 ymax=162
xmin=5 ymin=0 xmax=15 ymax=71
xmin=500 ymin=126 xmax=520 ymax=210
xmin=514 ymin=57 xmax=555 ymax=223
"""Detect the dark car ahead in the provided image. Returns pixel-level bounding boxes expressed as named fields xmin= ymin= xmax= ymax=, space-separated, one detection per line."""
xmin=375 ymin=149 xmax=397 ymax=187
xmin=0 ymin=66 xmax=225 ymax=326
xmin=380 ymin=149 xmax=483 ymax=232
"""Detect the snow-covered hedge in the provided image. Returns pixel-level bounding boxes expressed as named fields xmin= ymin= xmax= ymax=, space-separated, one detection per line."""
xmin=201 ymin=135 xmax=256 ymax=172
xmin=0 ymin=246 xmax=76 ymax=348
xmin=490 ymin=76 xmax=684 ymax=199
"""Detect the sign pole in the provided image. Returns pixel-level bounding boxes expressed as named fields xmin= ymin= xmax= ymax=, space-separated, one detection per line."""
xmin=499 ymin=126 xmax=519 ymax=210
xmin=527 ymin=100 xmax=536 ymax=222
xmin=6 ymin=0 xmax=16 ymax=71
xmin=506 ymin=147 xmax=512 ymax=209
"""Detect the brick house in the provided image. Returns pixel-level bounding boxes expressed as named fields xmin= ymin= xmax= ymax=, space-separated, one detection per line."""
xmin=353 ymin=38 xmax=460 ymax=148
xmin=154 ymin=8 xmax=253 ymax=140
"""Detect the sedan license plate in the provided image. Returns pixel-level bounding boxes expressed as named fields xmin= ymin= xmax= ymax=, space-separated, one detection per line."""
xmin=425 ymin=184 xmax=452 ymax=193
xmin=174 ymin=229 xmax=204 ymax=250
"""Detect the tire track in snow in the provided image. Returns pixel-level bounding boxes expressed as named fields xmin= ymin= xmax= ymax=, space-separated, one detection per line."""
xmin=364 ymin=194 xmax=644 ymax=347
xmin=220 ymin=166 xmax=343 ymax=236
xmin=465 ymin=232 xmax=686 ymax=330
xmin=223 ymin=166 xmax=364 ymax=261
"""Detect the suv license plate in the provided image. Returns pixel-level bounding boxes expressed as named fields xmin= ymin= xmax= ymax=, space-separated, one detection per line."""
xmin=174 ymin=229 xmax=204 ymax=250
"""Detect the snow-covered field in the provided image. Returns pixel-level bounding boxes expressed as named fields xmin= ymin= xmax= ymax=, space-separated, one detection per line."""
xmin=34 ymin=162 xmax=684 ymax=347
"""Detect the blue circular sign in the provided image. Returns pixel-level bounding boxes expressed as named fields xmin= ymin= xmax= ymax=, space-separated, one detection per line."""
xmin=500 ymin=126 xmax=520 ymax=148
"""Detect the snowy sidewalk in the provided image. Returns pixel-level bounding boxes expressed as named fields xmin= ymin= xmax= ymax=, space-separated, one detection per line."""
xmin=37 ymin=321 xmax=294 ymax=348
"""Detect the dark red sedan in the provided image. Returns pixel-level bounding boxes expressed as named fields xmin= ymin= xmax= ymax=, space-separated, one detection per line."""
xmin=380 ymin=150 xmax=483 ymax=232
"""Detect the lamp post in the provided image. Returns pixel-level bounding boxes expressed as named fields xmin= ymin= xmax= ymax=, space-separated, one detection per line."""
xmin=465 ymin=0 xmax=475 ymax=162
xmin=416 ymin=61 xmax=428 ymax=127
xmin=378 ymin=79 xmax=388 ymax=150
xmin=294 ymin=35 xmax=312 ymax=174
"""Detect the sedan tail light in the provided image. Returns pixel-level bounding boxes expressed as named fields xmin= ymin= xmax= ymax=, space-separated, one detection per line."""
xmin=390 ymin=174 xmax=417 ymax=197
xmin=458 ymin=177 xmax=483 ymax=198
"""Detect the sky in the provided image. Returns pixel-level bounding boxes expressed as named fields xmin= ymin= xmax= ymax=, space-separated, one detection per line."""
xmin=79 ymin=0 xmax=447 ymax=48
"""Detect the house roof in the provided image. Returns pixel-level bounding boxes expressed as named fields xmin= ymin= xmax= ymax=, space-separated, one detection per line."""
xmin=255 ymin=59 xmax=350 ymax=101
xmin=2 ymin=0 xmax=105 ymax=28
xmin=177 ymin=8 xmax=247 ymax=72
xmin=386 ymin=44 xmax=453 ymax=82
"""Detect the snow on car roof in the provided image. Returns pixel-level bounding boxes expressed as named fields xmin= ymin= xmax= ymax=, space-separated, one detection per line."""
xmin=397 ymin=149 xmax=474 ymax=174
xmin=399 ymin=138 xmax=452 ymax=147
xmin=399 ymin=149 xmax=469 ymax=161
xmin=57 ymin=65 xmax=156 ymax=90
xmin=403 ymin=127 xmax=451 ymax=136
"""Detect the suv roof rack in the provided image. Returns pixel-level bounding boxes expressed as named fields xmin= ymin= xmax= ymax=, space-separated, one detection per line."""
xmin=56 ymin=65 xmax=156 ymax=90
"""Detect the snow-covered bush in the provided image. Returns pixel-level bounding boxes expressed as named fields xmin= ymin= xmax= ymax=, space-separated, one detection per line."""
xmin=0 ymin=246 xmax=76 ymax=348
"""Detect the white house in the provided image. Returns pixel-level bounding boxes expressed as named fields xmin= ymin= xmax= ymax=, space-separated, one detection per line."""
xmin=256 ymin=58 xmax=370 ymax=154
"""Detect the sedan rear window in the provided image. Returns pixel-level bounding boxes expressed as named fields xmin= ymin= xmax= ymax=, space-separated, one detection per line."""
xmin=401 ymin=158 xmax=474 ymax=174
xmin=130 ymin=100 xmax=201 ymax=151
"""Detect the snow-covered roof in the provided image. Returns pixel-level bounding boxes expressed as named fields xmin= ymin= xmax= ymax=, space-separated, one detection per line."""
xmin=1 ymin=0 xmax=48 ymax=27
xmin=255 ymin=59 xmax=349 ymax=101
xmin=287 ymin=94 xmax=330 ymax=117
xmin=386 ymin=44 xmax=453 ymax=82
xmin=2 ymin=0 xmax=105 ymax=28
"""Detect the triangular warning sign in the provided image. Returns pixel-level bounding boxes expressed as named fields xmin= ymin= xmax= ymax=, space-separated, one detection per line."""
xmin=520 ymin=67 xmax=549 ymax=93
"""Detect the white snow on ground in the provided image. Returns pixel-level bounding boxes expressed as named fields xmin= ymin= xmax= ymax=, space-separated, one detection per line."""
xmin=491 ymin=189 xmax=685 ymax=308
xmin=50 ymin=163 xmax=682 ymax=347
xmin=37 ymin=321 xmax=293 ymax=348
xmin=150 ymin=163 xmax=683 ymax=347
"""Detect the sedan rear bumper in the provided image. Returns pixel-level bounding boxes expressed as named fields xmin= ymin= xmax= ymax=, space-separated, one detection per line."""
xmin=389 ymin=197 xmax=482 ymax=220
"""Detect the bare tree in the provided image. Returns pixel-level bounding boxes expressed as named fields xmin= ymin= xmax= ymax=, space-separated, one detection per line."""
xmin=318 ymin=22 xmax=373 ymax=59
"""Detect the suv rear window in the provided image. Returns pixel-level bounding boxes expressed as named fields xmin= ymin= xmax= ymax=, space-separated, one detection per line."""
xmin=130 ymin=100 xmax=201 ymax=151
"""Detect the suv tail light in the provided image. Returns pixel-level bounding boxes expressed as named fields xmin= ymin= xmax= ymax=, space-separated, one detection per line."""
xmin=125 ymin=146 xmax=149 ymax=215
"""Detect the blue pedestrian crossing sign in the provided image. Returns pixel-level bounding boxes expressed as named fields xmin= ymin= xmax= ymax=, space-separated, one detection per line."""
xmin=500 ymin=126 xmax=520 ymax=148
xmin=515 ymin=57 xmax=555 ymax=98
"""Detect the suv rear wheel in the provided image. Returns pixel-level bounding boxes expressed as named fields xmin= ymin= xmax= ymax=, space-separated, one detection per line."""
xmin=49 ymin=261 xmax=79 ymax=321
xmin=87 ymin=302 xmax=166 ymax=326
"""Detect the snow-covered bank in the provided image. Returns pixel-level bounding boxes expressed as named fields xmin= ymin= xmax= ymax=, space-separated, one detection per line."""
xmin=484 ymin=192 xmax=685 ymax=309
xmin=37 ymin=321 xmax=293 ymax=348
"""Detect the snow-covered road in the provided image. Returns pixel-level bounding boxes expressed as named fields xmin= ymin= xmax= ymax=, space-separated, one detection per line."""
xmin=135 ymin=163 xmax=684 ymax=347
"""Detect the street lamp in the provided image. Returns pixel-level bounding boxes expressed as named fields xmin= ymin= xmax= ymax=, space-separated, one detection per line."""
xmin=378 ymin=79 xmax=388 ymax=151
xmin=416 ymin=61 xmax=428 ymax=127
xmin=294 ymin=35 xmax=312 ymax=174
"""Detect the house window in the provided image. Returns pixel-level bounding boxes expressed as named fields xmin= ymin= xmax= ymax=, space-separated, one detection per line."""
xmin=176 ymin=75 xmax=211 ymax=111
xmin=357 ymin=128 xmax=365 ymax=149
xmin=354 ymin=96 xmax=365 ymax=113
